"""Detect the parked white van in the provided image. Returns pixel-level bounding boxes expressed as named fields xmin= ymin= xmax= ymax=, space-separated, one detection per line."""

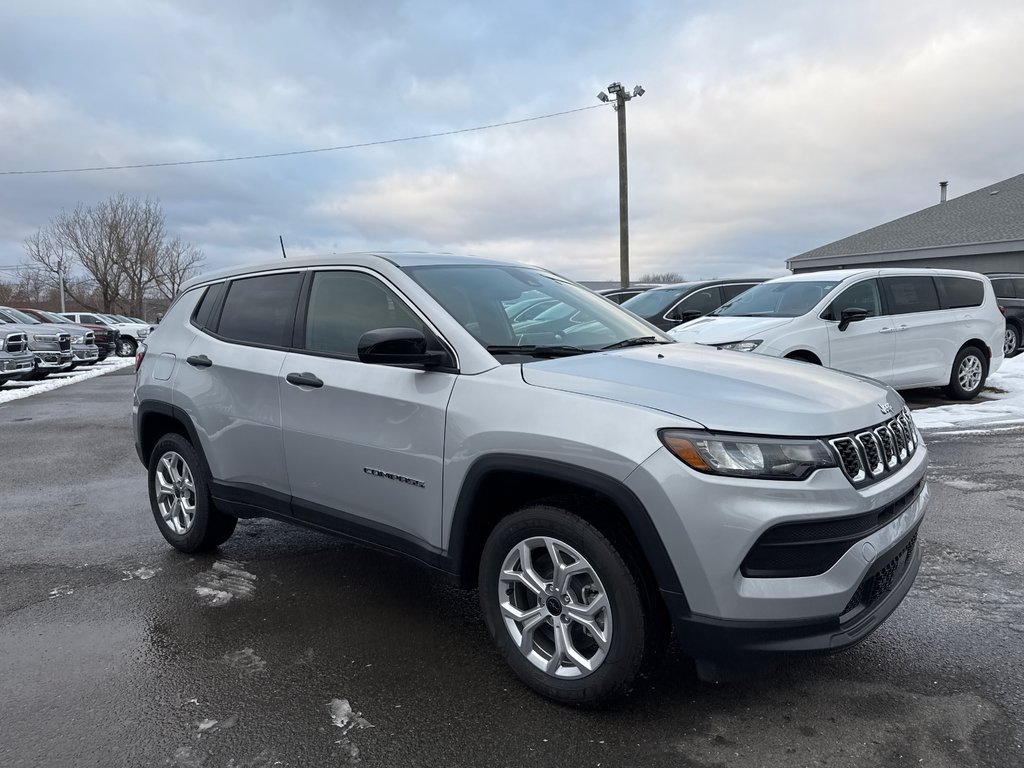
xmin=669 ymin=268 xmax=1004 ymax=400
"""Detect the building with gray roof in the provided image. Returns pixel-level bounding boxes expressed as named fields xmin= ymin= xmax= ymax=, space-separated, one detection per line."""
xmin=787 ymin=174 xmax=1024 ymax=274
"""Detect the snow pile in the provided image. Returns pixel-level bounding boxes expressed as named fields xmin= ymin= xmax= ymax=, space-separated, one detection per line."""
xmin=913 ymin=353 xmax=1024 ymax=431
xmin=0 ymin=357 xmax=135 ymax=405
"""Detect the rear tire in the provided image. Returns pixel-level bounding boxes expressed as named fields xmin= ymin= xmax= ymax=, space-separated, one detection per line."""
xmin=148 ymin=433 xmax=236 ymax=553
xmin=944 ymin=346 xmax=987 ymax=401
xmin=478 ymin=504 xmax=666 ymax=706
xmin=1004 ymin=325 xmax=1020 ymax=358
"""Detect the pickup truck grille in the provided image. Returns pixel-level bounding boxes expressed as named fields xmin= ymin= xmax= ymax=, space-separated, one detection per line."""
xmin=828 ymin=409 xmax=918 ymax=487
xmin=4 ymin=332 xmax=28 ymax=353
xmin=58 ymin=333 xmax=71 ymax=352
xmin=84 ymin=331 xmax=95 ymax=345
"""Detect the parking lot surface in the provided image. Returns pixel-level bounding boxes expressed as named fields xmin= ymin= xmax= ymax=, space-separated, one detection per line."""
xmin=1 ymin=370 xmax=1022 ymax=767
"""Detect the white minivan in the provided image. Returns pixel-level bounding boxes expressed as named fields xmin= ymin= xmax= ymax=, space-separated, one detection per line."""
xmin=669 ymin=268 xmax=1004 ymax=400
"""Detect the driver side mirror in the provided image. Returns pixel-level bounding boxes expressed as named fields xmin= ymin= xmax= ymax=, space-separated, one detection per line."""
xmin=838 ymin=307 xmax=869 ymax=332
xmin=670 ymin=309 xmax=702 ymax=323
xmin=357 ymin=327 xmax=447 ymax=368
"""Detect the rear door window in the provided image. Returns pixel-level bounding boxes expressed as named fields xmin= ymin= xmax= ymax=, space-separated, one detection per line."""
xmin=881 ymin=276 xmax=941 ymax=314
xmin=215 ymin=272 xmax=302 ymax=347
xmin=935 ymin=277 xmax=984 ymax=309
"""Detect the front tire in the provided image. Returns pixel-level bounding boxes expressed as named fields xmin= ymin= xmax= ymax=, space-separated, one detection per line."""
xmin=117 ymin=337 xmax=138 ymax=357
xmin=479 ymin=504 xmax=666 ymax=706
xmin=148 ymin=433 xmax=236 ymax=553
xmin=945 ymin=345 xmax=988 ymax=401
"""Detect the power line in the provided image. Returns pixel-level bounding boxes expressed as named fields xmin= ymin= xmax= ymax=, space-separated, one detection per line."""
xmin=0 ymin=104 xmax=608 ymax=177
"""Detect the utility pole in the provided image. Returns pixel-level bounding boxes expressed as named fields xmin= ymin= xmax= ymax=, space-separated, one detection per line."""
xmin=598 ymin=82 xmax=644 ymax=288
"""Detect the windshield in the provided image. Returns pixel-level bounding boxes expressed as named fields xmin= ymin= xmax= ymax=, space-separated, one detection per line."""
xmin=621 ymin=285 xmax=693 ymax=316
xmin=403 ymin=264 xmax=671 ymax=357
xmin=714 ymin=280 xmax=840 ymax=318
xmin=39 ymin=310 xmax=69 ymax=323
xmin=0 ymin=307 xmax=41 ymax=324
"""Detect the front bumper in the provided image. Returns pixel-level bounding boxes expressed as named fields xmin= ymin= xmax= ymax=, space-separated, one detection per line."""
xmin=1 ymin=355 xmax=34 ymax=380
xmin=663 ymin=518 xmax=922 ymax=658
xmin=35 ymin=350 xmax=74 ymax=371
xmin=72 ymin=345 xmax=100 ymax=363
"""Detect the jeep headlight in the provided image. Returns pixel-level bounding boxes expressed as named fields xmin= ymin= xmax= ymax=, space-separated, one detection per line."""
xmin=714 ymin=340 xmax=762 ymax=352
xmin=660 ymin=430 xmax=836 ymax=480
xmin=33 ymin=333 xmax=58 ymax=342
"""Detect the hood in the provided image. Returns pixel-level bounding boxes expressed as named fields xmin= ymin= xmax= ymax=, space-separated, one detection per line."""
xmin=520 ymin=343 xmax=903 ymax=436
xmin=668 ymin=315 xmax=793 ymax=343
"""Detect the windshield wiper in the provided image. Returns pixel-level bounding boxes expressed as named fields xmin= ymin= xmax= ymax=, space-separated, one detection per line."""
xmin=486 ymin=344 xmax=589 ymax=358
xmin=601 ymin=336 xmax=667 ymax=350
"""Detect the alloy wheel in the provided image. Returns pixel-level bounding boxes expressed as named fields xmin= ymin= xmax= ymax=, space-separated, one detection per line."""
xmin=154 ymin=451 xmax=197 ymax=535
xmin=1004 ymin=327 xmax=1019 ymax=357
xmin=498 ymin=536 xmax=612 ymax=679
xmin=958 ymin=354 xmax=983 ymax=392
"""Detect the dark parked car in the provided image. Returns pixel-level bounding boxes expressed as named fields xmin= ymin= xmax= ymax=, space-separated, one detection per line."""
xmin=595 ymin=285 xmax=656 ymax=304
xmin=987 ymin=274 xmax=1024 ymax=357
xmin=620 ymin=278 xmax=767 ymax=330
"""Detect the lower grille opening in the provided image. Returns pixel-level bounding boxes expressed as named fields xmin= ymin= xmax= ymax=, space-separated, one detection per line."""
xmin=840 ymin=525 xmax=920 ymax=620
xmin=741 ymin=481 xmax=923 ymax=578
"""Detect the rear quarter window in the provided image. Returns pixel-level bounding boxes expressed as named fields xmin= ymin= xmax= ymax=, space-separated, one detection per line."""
xmin=215 ymin=273 xmax=302 ymax=348
xmin=990 ymin=278 xmax=1015 ymax=298
xmin=935 ymin=276 xmax=984 ymax=309
xmin=191 ymin=282 xmax=227 ymax=330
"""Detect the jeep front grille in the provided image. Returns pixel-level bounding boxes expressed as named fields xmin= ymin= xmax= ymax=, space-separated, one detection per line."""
xmin=3 ymin=332 xmax=28 ymax=353
xmin=829 ymin=409 xmax=918 ymax=487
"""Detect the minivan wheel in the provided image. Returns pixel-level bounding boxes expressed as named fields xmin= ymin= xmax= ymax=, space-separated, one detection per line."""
xmin=1004 ymin=325 xmax=1020 ymax=358
xmin=479 ymin=504 xmax=664 ymax=706
xmin=117 ymin=337 xmax=137 ymax=357
xmin=945 ymin=346 xmax=988 ymax=401
xmin=148 ymin=433 xmax=236 ymax=553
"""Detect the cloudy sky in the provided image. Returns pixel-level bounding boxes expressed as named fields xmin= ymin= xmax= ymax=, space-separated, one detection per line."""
xmin=1 ymin=0 xmax=1023 ymax=283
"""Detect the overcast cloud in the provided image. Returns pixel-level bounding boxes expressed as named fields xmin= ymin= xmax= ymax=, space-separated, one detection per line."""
xmin=1 ymin=0 xmax=1023 ymax=282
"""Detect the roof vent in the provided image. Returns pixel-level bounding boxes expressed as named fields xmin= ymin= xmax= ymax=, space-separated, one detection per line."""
xmin=939 ymin=180 xmax=948 ymax=203
xmin=990 ymin=190 xmax=1000 ymax=195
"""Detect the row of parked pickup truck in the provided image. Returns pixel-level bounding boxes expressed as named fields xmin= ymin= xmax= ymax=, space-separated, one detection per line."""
xmin=0 ymin=307 xmax=153 ymax=388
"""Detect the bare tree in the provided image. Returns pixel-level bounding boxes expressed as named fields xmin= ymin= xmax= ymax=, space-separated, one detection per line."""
xmin=637 ymin=271 xmax=686 ymax=284
xmin=154 ymin=236 xmax=205 ymax=300
xmin=24 ymin=195 xmax=204 ymax=314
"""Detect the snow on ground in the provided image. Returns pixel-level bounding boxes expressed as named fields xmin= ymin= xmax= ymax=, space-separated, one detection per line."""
xmin=0 ymin=357 xmax=134 ymax=405
xmin=913 ymin=354 xmax=1024 ymax=432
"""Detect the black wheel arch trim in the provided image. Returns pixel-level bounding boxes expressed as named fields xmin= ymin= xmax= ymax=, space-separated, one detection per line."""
xmin=446 ymin=453 xmax=686 ymax=597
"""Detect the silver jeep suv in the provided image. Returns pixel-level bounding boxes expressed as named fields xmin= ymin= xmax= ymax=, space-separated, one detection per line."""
xmin=133 ymin=253 xmax=929 ymax=705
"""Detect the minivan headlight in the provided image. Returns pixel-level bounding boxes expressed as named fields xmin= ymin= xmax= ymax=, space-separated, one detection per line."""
xmin=660 ymin=430 xmax=836 ymax=480
xmin=714 ymin=340 xmax=761 ymax=352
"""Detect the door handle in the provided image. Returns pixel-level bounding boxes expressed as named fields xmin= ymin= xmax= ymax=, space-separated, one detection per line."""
xmin=879 ymin=328 xmax=896 ymax=334
xmin=897 ymin=324 xmax=909 ymax=332
xmin=286 ymin=372 xmax=324 ymax=389
xmin=186 ymin=354 xmax=213 ymax=368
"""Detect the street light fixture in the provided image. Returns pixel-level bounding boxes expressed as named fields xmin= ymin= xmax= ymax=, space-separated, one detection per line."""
xmin=597 ymin=81 xmax=644 ymax=288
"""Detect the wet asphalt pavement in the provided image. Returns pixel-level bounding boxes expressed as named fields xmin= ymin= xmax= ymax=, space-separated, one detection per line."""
xmin=1 ymin=370 xmax=1022 ymax=768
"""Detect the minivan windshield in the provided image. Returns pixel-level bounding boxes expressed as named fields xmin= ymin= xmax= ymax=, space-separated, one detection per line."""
xmin=714 ymin=280 xmax=841 ymax=318
xmin=404 ymin=264 xmax=672 ymax=358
